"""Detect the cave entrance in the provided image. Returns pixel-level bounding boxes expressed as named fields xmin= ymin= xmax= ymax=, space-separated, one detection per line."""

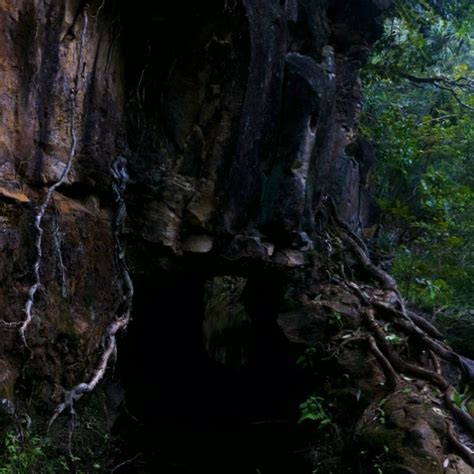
xmin=115 ymin=2 xmax=312 ymax=470
xmin=116 ymin=269 xmax=312 ymax=473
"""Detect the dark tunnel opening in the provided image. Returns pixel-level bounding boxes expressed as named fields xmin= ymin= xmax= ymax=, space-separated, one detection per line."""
xmin=115 ymin=268 xmax=313 ymax=473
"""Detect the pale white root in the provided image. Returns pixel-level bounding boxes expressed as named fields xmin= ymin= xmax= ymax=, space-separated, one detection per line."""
xmin=19 ymin=9 xmax=89 ymax=347
xmin=49 ymin=155 xmax=133 ymax=428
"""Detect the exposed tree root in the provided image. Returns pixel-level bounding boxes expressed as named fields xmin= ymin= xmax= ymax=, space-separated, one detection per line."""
xmin=52 ymin=212 xmax=68 ymax=299
xmin=7 ymin=2 xmax=132 ymax=436
xmin=330 ymin=331 xmax=400 ymax=390
xmin=325 ymin=202 xmax=474 ymax=466
xmin=366 ymin=334 xmax=400 ymax=390
xmin=446 ymin=421 xmax=474 ymax=466
xmin=326 ymin=197 xmax=370 ymax=256
xmin=430 ymin=350 xmax=442 ymax=375
xmin=363 ymin=309 xmax=448 ymax=388
xmin=331 ymin=216 xmax=396 ymax=290
xmin=19 ymin=7 xmax=89 ymax=347
xmin=49 ymin=155 xmax=133 ymax=429
xmin=407 ymin=310 xmax=444 ymax=339
xmin=445 ymin=387 xmax=474 ymax=435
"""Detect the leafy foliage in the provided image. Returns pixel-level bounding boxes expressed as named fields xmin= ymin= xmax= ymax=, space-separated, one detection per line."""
xmin=362 ymin=1 xmax=474 ymax=311
xmin=0 ymin=431 xmax=69 ymax=474
xmin=298 ymin=395 xmax=332 ymax=427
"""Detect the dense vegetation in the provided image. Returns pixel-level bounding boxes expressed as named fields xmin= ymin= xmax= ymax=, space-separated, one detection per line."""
xmin=362 ymin=0 xmax=474 ymax=311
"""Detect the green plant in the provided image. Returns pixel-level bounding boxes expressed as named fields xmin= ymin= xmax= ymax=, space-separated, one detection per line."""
xmin=296 ymin=347 xmax=318 ymax=370
xmin=362 ymin=0 xmax=474 ymax=312
xmin=328 ymin=311 xmax=343 ymax=330
xmin=0 ymin=393 xmax=111 ymax=474
xmin=452 ymin=385 xmax=474 ymax=416
xmin=372 ymin=445 xmax=390 ymax=474
xmin=384 ymin=333 xmax=401 ymax=345
xmin=374 ymin=399 xmax=387 ymax=425
xmin=0 ymin=431 xmax=69 ymax=474
xmin=298 ymin=395 xmax=332 ymax=428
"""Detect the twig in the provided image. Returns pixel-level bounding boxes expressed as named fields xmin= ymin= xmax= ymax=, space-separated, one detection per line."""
xmin=111 ymin=452 xmax=142 ymax=473
xmin=0 ymin=320 xmax=22 ymax=328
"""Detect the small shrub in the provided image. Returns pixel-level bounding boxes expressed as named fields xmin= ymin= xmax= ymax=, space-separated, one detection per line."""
xmin=298 ymin=395 xmax=332 ymax=428
xmin=0 ymin=431 xmax=69 ymax=474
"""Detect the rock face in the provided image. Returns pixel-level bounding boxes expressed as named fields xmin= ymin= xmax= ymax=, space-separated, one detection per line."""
xmin=0 ymin=0 xmax=125 ymax=407
xmin=123 ymin=0 xmax=382 ymax=255
xmin=1 ymin=0 xmax=472 ymax=472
